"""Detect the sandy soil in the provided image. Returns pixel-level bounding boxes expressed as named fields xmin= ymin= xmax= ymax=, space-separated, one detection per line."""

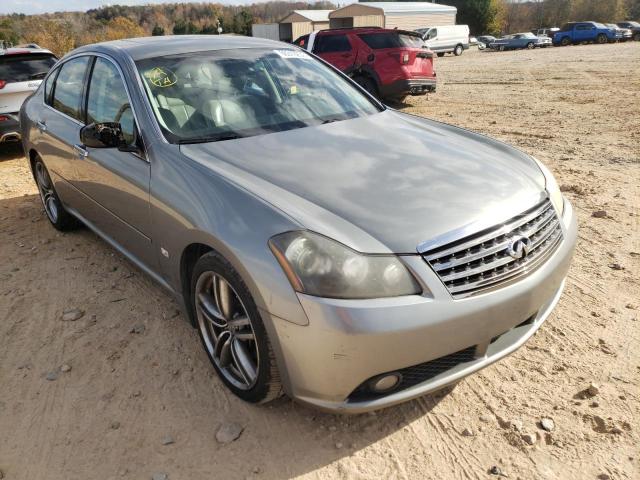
xmin=0 ymin=42 xmax=638 ymax=480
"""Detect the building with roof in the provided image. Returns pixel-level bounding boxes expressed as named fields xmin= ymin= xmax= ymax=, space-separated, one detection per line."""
xmin=278 ymin=10 xmax=332 ymax=42
xmin=329 ymin=2 xmax=457 ymax=31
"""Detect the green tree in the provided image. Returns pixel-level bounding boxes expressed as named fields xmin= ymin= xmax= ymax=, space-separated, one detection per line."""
xmin=152 ymin=24 xmax=165 ymax=36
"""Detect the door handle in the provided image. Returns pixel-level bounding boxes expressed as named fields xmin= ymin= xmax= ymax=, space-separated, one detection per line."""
xmin=73 ymin=144 xmax=88 ymax=158
xmin=36 ymin=120 xmax=47 ymax=132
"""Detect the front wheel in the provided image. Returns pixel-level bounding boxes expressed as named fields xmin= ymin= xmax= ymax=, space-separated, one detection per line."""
xmin=634 ymin=33 xmax=640 ymax=41
xmin=192 ymin=251 xmax=282 ymax=404
xmin=33 ymin=156 xmax=80 ymax=231
xmin=596 ymin=33 xmax=607 ymax=44
xmin=437 ymin=52 xmax=445 ymax=57
xmin=453 ymin=44 xmax=463 ymax=56
xmin=561 ymin=37 xmax=571 ymax=46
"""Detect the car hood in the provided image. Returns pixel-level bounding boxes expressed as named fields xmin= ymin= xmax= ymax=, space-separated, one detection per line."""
xmin=181 ymin=110 xmax=546 ymax=254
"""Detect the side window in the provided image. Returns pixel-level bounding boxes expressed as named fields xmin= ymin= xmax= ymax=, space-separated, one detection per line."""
xmin=315 ymin=34 xmax=351 ymax=54
xmin=86 ymin=57 xmax=135 ymax=145
xmin=52 ymin=56 xmax=90 ymax=122
xmin=428 ymin=29 xmax=437 ymax=40
xmin=44 ymin=67 xmax=58 ymax=105
xmin=295 ymin=35 xmax=310 ymax=48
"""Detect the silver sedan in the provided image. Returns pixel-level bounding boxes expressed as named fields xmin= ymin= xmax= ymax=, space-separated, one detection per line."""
xmin=20 ymin=36 xmax=577 ymax=413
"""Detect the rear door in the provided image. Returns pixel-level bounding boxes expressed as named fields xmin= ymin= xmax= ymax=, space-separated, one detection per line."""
xmin=313 ymin=34 xmax=356 ymax=72
xmin=0 ymin=52 xmax=57 ymax=114
xmin=75 ymin=55 xmax=155 ymax=270
xmin=37 ymin=55 xmax=91 ymax=185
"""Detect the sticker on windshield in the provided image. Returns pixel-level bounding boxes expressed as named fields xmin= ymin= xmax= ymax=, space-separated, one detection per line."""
xmin=273 ymin=49 xmax=309 ymax=59
xmin=145 ymin=67 xmax=177 ymax=88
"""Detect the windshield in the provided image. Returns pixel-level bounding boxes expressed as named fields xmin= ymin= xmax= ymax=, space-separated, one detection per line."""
xmin=136 ymin=48 xmax=381 ymax=144
xmin=0 ymin=53 xmax=57 ymax=83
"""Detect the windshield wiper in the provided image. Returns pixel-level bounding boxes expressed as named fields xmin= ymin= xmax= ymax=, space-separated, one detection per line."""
xmin=28 ymin=71 xmax=48 ymax=80
xmin=177 ymin=132 xmax=244 ymax=144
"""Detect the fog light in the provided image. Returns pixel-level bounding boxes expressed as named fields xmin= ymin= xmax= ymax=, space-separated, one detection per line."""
xmin=370 ymin=373 xmax=401 ymax=393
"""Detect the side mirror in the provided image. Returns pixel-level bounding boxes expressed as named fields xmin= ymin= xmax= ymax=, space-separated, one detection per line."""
xmin=80 ymin=122 xmax=128 ymax=149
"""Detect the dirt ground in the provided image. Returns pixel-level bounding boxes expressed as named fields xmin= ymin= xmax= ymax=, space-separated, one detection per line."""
xmin=0 ymin=42 xmax=638 ymax=480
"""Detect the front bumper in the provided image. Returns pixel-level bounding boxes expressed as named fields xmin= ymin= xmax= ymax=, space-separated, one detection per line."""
xmin=267 ymin=199 xmax=577 ymax=413
xmin=0 ymin=113 xmax=21 ymax=143
xmin=379 ymin=77 xmax=436 ymax=99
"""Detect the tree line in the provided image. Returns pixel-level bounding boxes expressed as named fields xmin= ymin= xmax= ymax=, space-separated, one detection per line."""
xmin=0 ymin=0 xmax=638 ymax=57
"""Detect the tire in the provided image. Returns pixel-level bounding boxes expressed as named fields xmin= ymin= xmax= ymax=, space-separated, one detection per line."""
xmin=560 ymin=37 xmax=571 ymax=46
xmin=453 ymin=44 xmax=463 ymax=56
xmin=596 ymin=33 xmax=607 ymax=44
xmin=353 ymin=75 xmax=379 ymax=99
xmin=633 ymin=33 xmax=640 ymax=41
xmin=526 ymin=42 xmax=535 ymax=49
xmin=499 ymin=45 xmax=505 ymax=52
xmin=191 ymin=251 xmax=282 ymax=404
xmin=33 ymin=156 xmax=80 ymax=231
xmin=437 ymin=52 xmax=445 ymax=57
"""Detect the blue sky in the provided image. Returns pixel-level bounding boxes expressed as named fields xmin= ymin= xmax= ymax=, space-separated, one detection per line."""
xmin=0 ymin=0 xmax=292 ymax=15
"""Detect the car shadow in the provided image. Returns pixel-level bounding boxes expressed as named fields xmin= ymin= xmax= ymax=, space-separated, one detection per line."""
xmin=0 ymin=142 xmax=23 ymax=161
xmin=0 ymin=192 xmax=456 ymax=479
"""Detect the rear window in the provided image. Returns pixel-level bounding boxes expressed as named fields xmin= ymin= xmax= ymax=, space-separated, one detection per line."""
xmin=0 ymin=53 xmax=57 ymax=83
xmin=359 ymin=33 xmax=424 ymax=49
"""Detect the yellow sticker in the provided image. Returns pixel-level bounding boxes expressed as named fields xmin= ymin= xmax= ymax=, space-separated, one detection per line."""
xmin=290 ymin=85 xmax=298 ymax=95
xmin=146 ymin=67 xmax=177 ymax=88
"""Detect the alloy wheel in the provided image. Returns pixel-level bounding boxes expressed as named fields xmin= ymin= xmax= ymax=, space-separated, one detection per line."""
xmin=35 ymin=162 xmax=59 ymax=223
xmin=195 ymin=271 xmax=259 ymax=390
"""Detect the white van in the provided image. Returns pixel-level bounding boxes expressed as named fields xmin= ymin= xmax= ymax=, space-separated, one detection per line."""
xmin=416 ymin=25 xmax=470 ymax=56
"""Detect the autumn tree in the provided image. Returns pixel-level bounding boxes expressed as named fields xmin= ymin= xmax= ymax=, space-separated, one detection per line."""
xmin=102 ymin=16 xmax=146 ymax=41
xmin=20 ymin=17 xmax=74 ymax=56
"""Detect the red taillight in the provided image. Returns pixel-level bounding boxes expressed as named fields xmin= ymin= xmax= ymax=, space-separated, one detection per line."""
xmin=0 ymin=115 xmax=9 ymax=122
xmin=0 ymin=80 xmax=6 ymax=89
xmin=402 ymin=53 xmax=409 ymax=64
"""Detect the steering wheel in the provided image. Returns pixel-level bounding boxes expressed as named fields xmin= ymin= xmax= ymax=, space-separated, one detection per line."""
xmin=114 ymin=103 xmax=132 ymax=124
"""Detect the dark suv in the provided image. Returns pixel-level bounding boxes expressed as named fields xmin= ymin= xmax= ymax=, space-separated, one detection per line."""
xmin=295 ymin=27 xmax=436 ymax=102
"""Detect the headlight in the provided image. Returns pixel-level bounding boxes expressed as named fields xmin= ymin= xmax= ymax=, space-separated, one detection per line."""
xmin=533 ymin=157 xmax=564 ymax=216
xmin=269 ymin=231 xmax=422 ymax=299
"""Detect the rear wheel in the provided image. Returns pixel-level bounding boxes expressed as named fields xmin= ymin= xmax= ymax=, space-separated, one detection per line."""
xmin=453 ymin=44 xmax=463 ymax=56
xmin=526 ymin=42 xmax=535 ymax=49
xmin=192 ymin=251 xmax=282 ymax=404
xmin=33 ymin=156 xmax=79 ymax=231
xmin=596 ymin=33 xmax=607 ymax=44
xmin=353 ymin=75 xmax=379 ymax=99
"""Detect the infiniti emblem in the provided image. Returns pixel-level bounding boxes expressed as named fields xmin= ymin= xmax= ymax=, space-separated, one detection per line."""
xmin=507 ymin=235 xmax=531 ymax=259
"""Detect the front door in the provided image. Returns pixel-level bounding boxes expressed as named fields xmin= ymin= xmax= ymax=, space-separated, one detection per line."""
xmin=75 ymin=56 xmax=156 ymax=271
xmin=313 ymin=34 xmax=356 ymax=73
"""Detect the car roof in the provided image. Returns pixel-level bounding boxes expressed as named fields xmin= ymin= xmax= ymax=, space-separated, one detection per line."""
xmin=318 ymin=27 xmax=421 ymax=37
xmin=69 ymin=35 xmax=289 ymax=61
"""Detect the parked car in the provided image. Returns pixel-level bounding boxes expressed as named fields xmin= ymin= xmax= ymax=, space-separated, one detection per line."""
xmin=489 ymin=33 xmax=544 ymax=51
xmin=605 ymin=23 xmax=632 ymax=41
xmin=477 ymin=35 xmax=496 ymax=50
xmin=552 ymin=22 xmax=616 ymax=46
xmin=415 ymin=25 xmax=470 ymax=56
xmin=469 ymin=36 xmax=478 ymax=46
xmin=533 ymin=27 xmax=560 ymax=39
xmin=0 ymin=45 xmax=57 ymax=144
xmin=295 ymin=27 xmax=435 ymax=102
xmin=536 ymin=35 xmax=553 ymax=48
xmin=20 ymin=35 xmax=576 ymax=413
xmin=616 ymin=21 xmax=640 ymax=41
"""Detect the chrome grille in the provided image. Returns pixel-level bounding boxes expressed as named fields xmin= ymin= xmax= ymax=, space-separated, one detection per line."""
xmin=421 ymin=199 xmax=563 ymax=298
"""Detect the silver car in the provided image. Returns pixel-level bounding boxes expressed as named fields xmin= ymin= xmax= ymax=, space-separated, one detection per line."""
xmin=20 ymin=36 xmax=577 ymax=413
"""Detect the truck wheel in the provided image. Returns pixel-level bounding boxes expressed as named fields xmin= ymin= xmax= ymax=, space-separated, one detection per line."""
xmin=454 ymin=44 xmax=463 ymax=56
xmin=596 ymin=33 xmax=607 ymax=44
xmin=561 ymin=37 xmax=571 ymax=46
